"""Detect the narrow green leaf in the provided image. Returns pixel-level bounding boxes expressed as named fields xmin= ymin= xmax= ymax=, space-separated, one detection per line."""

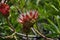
xmin=47 ymin=19 xmax=60 ymax=34
xmin=55 ymin=16 xmax=60 ymax=31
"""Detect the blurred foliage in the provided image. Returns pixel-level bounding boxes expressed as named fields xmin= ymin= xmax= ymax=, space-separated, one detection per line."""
xmin=0 ymin=0 xmax=60 ymax=40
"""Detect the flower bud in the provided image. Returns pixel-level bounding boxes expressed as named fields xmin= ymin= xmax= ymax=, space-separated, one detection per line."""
xmin=18 ymin=10 xmax=38 ymax=34
xmin=0 ymin=3 xmax=10 ymax=17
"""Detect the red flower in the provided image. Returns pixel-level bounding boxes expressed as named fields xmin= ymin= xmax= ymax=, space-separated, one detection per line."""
xmin=0 ymin=3 xmax=10 ymax=16
xmin=18 ymin=10 xmax=38 ymax=24
xmin=18 ymin=10 xmax=38 ymax=34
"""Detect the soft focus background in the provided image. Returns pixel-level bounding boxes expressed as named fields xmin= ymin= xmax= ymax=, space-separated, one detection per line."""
xmin=0 ymin=0 xmax=60 ymax=40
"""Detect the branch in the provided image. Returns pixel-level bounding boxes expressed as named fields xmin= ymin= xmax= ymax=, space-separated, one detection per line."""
xmin=0 ymin=34 xmax=13 ymax=39
xmin=16 ymin=33 xmax=40 ymax=38
xmin=32 ymin=27 xmax=54 ymax=40
xmin=6 ymin=18 xmax=15 ymax=32
xmin=0 ymin=32 xmax=16 ymax=39
xmin=31 ymin=28 xmax=37 ymax=35
xmin=0 ymin=32 xmax=40 ymax=39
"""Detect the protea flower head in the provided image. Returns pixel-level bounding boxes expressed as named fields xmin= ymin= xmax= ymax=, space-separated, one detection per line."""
xmin=0 ymin=3 xmax=10 ymax=17
xmin=18 ymin=10 xmax=38 ymax=34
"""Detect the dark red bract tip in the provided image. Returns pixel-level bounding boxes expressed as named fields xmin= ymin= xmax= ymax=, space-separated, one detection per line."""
xmin=0 ymin=3 xmax=10 ymax=16
xmin=18 ymin=10 xmax=38 ymax=24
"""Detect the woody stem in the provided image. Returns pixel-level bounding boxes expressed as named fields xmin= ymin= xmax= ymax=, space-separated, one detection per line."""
xmin=26 ymin=34 xmax=28 ymax=40
xmin=6 ymin=17 xmax=15 ymax=32
xmin=32 ymin=27 xmax=53 ymax=40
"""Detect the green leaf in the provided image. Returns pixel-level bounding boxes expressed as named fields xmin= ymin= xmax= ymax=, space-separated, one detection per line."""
xmin=47 ymin=19 xmax=60 ymax=34
xmin=46 ymin=33 xmax=59 ymax=38
xmin=42 ymin=23 xmax=57 ymax=33
xmin=54 ymin=16 xmax=60 ymax=31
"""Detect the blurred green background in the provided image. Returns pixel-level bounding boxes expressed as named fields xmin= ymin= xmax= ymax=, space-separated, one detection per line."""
xmin=0 ymin=0 xmax=60 ymax=40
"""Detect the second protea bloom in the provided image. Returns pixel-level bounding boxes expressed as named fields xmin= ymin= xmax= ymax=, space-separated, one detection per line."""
xmin=18 ymin=10 xmax=38 ymax=34
xmin=0 ymin=3 xmax=10 ymax=17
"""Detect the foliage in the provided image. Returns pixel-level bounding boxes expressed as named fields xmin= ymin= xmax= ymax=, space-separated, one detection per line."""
xmin=0 ymin=0 xmax=60 ymax=40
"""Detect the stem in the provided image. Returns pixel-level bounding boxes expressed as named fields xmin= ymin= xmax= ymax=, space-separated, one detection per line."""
xmin=26 ymin=34 xmax=28 ymax=40
xmin=14 ymin=35 xmax=18 ymax=40
xmin=6 ymin=17 xmax=15 ymax=32
xmin=0 ymin=32 xmax=16 ymax=39
xmin=16 ymin=33 xmax=38 ymax=38
xmin=32 ymin=27 xmax=53 ymax=40
xmin=31 ymin=28 xmax=37 ymax=35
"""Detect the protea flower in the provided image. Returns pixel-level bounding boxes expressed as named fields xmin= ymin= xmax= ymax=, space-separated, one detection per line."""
xmin=18 ymin=10 xmax=38 ymax=34
xmin=0 ymin=3 xmax=10 ymax=17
